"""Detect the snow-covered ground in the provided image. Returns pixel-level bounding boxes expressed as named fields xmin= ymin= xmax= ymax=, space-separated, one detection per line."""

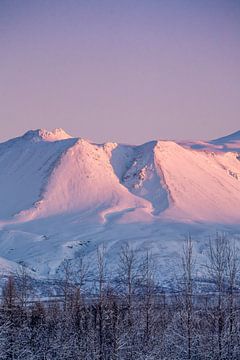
xmin=0 ymin=128 xmax=240 ymax=281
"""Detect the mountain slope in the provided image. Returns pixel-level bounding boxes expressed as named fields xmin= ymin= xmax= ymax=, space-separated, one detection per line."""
xmin=0 ymin=128 xmax=240 ymax=279
xmin=0 ymin=130 xmax=76 ymax=219
xmin=155 ymin=141 xmax=240 ymax=223
xmin=180 ymin=130 xmax=240 ymax=152
xmin=18 ymin=138 xmax=152 ymax=222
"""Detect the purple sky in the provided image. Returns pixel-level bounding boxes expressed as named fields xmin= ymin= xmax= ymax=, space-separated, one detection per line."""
xmin=0 ymin=0 xmax=240 ymax=144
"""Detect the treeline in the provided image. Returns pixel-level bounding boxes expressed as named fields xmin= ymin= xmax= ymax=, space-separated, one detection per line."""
xmin=0 ymin=234 xmax=240 ymax=359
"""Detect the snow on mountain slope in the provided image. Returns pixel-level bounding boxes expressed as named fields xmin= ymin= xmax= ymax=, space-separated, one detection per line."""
xmin=0 ymin=130 xmax=76 ymax=219
xmin=18 ymin=138 xmax=152 ymax=222
xmin=155 ymin=141 xmax=240 ymax=223
xmin=180 ymin=130 xmax=240 ymax=152
xmin=103 ymin=141 xmax=169 ymax=217
xmin=0 ymin=128 xmax=240 ymax=279
xmin=22 ymin=128 xmax=72 ymax=142
xmin=120 ymin=141 xmax=169 ymax=216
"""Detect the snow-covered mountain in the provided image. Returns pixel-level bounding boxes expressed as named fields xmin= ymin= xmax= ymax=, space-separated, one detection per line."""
xmin=0 ymin=128 xmax=240 ymax=279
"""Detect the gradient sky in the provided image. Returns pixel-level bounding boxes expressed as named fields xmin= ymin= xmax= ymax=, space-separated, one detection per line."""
xmin=0 ymin=0 xmax=240 ymax=144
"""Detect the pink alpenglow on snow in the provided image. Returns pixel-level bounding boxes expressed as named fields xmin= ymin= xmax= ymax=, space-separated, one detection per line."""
xmin=0 ymin=128 xmax=240 ymax=224
xmin=0 ymin=128 xmax=240 ymax=278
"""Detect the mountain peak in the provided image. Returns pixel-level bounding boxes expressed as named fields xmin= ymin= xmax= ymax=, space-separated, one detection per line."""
xmin=23 ymin=128 xmax=72 ymax=142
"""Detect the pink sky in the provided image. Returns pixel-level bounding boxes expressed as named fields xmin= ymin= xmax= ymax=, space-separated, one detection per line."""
xmin=0 ymin=0 xmax=240 ymax=144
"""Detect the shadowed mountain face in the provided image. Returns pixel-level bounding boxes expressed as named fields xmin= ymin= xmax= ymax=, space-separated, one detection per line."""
xmin=180 ymin=130 xmax=240 ymax=152
xmin=0 ymin=128 xmax=240 ymax=278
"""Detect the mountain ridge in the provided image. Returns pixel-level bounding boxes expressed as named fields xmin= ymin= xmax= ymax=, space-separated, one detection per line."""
xmin=0 ymin=128 xmax=240 ymax=278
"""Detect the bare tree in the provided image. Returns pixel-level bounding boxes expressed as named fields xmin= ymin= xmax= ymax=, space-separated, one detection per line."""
xmin=163 ymin=236 xmax=197 ymax=360
xmin=182 ymin=236 xmax=195 ymax=360
xmin=224 ymin=238 xmax=239 ymax=359
xmin=118 ymin=243 xmax=139 ymax=323
xmin=15 ymin=265 xmax=33 ymax=310
xmin=206 ymin=233 xmax=229 ymax=360
xmin=59 ymin=259 xmax=74 ymax=313
xmin=96 ymin=244 xmax=107 ymax=360
xmin=139 ymin=251 xmax=157 ymax=349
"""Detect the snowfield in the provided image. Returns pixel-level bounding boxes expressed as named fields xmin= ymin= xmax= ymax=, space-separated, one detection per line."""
xmin=0 ymin=128 xmax=240 ymax=281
